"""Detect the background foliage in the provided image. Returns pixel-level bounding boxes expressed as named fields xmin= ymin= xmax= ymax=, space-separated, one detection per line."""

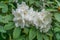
xmin=0 ymin=0 xmax=60 ymax=40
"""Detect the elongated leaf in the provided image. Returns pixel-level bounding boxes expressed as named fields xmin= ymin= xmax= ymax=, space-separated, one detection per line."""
xmin=2 ymin=5 xmax=8 ymax=13
xmin=13 ymin=27 xmax=21 ymax=39
xmin=4 ymin=14 xmax=13 ymax=21
xmin=54 ymin=13 xmax=60 ymax=22
xmin=56 ymin=33 xmax=60 ymax=40
xmin=26 ymin=36 xmax=29 ymax=40
xmin=1 ymin=33 xmax=6 ymax=39
xmin=0 ymin=26 xmax=6 ymax=33
xmin=43 ymin=35 xmax=49 ymax=40
xmin=29 ymin=28 xmax=37 ymax=40
xmin=55 ymin=22 xmax=60 ymax=27
xmin=0 ymin=3 xmax=5 ymax=8
xmin=25 ymin=0 xmax=29 ymax=2
xmin=0 ymin=15 xmax=13 ymax=23
xmin=37 ymin=32 xmax=43 ymax=40
xmin=54 ymin=27 xmax=60 ymax=32
xmin=35 ymin=1 xmax=40 ymax=7
xmin=0 ymin=3 xmax=8 ymax=13
xmin=23 ymin=27 xmax=29 ymax=34
xmin=4 ymin=22 xmax=14 ymax=30
xmin=16 ymin=36 xmax=25 ymax=40
xmin=29 ymin=0 xmax=35 ymax=5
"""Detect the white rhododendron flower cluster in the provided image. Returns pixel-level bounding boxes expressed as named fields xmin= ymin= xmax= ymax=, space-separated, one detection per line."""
xmin=12 ymin=2 xmax=52 ymax=32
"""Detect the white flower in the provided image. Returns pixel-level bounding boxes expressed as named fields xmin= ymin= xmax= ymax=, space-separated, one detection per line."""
xmin=36 ymin=9 xmax=52 ymax=32
xmin=12 ymin=2 xmax=29 ymax=28
xmin=12 ymin=2 xmax=52 ymax=33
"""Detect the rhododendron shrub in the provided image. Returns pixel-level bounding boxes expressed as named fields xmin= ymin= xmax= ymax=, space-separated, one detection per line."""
xmin=0 ymin=0 xmax=60 ymax=40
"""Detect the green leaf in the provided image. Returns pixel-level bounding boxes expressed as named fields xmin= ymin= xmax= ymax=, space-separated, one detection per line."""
xmin=29 ymin=0 xmax=35 ymax=5
xmin=37 ymin=32 xmax=43 ymax=40
xmin=35 ymin=1 xmax=40 ymax=7
xmin=54 ymin=22 xmax=60 ymax=27
xmin=29 ymin=28 xmax=37 ymax=40
xmin=23 ymin=27 xmax=29 ymax=34
xmin=18 ymin=0 xmax=23 ymax=3
xmin=9 ymin=3 xmax=15 ymax=8
xmin=26 ymin=36 xmax=29 ymax=40
xmin=2 ymin=5 xmax=8 ymax=13
xmin=46 ymin=31 xmax=53 ymax=40
xmin=55 ymin=0 xmax=60 ymax=6
xmin=17 ymin=38 xmax=25 ymax=40
xmin=0 ymin=15 xmax=3 ymax=22
xmin=25 ymin=0 xmax=29 ymax=2
xmin=1 ymin=33 xmax=6 ymax=39
xmin=46 ymin=9 xmax=57 ymax=12
xmin=9 ymin=0 xmax=18 ymax=2
xmin=0 ymin=26 xmax=6 ymax=33
xmin=0 ymin=3 xmax=5 ymax=8
xmin=0 ymin=3 xmax=8 ymax=13
xmin=9 ymin=0 xmax=13 ymax=2
xmin=16 ymin=36 xmax=25 ymax=40
xmin=43 ymin=35 xmax=49 ymax=40
xmin=47 ymin=1 xmax=54 ymax=4
xmin=0 ymin=15 xmax=13 ymax=23
xmin=54 ymin=27 xmax=60 ymax=32
xmin=54 ymin=13 xmax=60 ymax=22
xmin=0 ymin=15 xmax=8 ymax=23
xmin=46 ymin=31 xmax=53 ymax=37
xmin=13 ymin=27 xmax=21 ymax=39
xmin=56 ymin=33 xmax=60 ymax=40
xmin=4 ymin=14 xmax=13 ymax=21
xmin=4 ymin=22 xmax=14 ymax=30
